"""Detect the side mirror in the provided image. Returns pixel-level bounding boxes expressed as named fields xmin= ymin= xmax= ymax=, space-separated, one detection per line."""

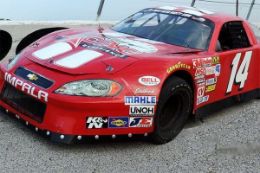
xmin=0 ymin=30 xmax=12 ymax=61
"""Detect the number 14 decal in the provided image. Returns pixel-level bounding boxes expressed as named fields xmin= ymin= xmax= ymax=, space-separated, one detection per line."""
xmin=226 ymin=51 xmax=252 ymax=93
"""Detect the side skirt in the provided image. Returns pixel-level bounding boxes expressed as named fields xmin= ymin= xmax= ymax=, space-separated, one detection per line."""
xmin=195 ymin=89 xmax=260 ymax=118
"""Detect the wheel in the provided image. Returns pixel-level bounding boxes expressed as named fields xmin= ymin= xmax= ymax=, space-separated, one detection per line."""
xmin=16 ymin=27 xmax=67 ymax=54
xmin=0 ymin=30 xmax=12 ymax=60
xmin=151 ymin=77 xmax=193 ymax=144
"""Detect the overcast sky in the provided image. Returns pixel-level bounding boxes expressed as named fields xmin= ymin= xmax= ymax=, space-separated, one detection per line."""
xmin=0 ymin=0 xmax=259 ymax=22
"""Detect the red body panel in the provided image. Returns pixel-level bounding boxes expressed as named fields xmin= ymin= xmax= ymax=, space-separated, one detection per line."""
xmin=0 ymin=6 xmax=260 ymax=138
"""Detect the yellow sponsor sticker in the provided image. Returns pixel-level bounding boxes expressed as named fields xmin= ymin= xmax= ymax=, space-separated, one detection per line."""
xmin=212 ymin=56 xmax=220 ymax=64
xmin=206 ymin=84 xmax=216 ymax=92
xmin=167 ymin=62 xmax=191 ymax=74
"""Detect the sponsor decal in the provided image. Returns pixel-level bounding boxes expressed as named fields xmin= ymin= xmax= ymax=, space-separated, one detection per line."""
xmin=206 ymin=84 xmax=216 ymax=92
xmin=195 ymin=74 xmax=205 ymax=80
xmin=197 ymin=86 xmax=205 ymax=98
xmin=4 ymin=73 xmax=48 ymax=102
xmin=27 ymin=73 xmax=38 ymax=81
xmin=135 ymin=88 xmax=155 ymax=94
xmin=206 ymin=78 xmax=217 ymax=86
xmin=201 ymin=57 xmax=212 ymax=67
xmin=197 ymin=95 xmax=209 ymax=105
xmin=80 ymin=42 xmax=127 ymax=58
xmin=129 ymin=106 xmax=154 ymax=116
xmin=86 ymin=117 xmax=108 ymax=129
xmin=108 ymin=117 xmax=129 ymax=128
xmin=196 ymin=78 xmax=206 ymax=84
xmin=194 ymin=56 xmax=221 ymax=96
xmin=58 ymin=32 xmax=158 ymax=57
xmin=108 ymin=37 xmax=158 ymax=53
xmin=212 ymin=56 xmax=220 ymax=64
xmin=129 ymin=117 xmax=153 ymax=128
xmin=125 ymin=96 xmax=156 ymax=105
xmin=138 ymin=76 xmax=160 ymax=86
xmin=167 ymin=62 xmax=191 ymax=74
xmin=195 ymin=67 xmax=206 ymax=77
xmin=205 ymin=66 xmax=215 ymax=75
xmin=215 ymin=64 xmax=221 ymax=76
xmin=192 ymin=59 xmax=202 ymax=69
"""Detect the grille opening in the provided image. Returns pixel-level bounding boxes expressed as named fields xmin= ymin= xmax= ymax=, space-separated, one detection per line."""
xmin=0 ymin=83 xmax=46 ymax=123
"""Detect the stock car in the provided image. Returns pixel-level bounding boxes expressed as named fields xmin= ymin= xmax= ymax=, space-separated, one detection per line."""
xmin=0 ymin=6 xmax=260 ymax=144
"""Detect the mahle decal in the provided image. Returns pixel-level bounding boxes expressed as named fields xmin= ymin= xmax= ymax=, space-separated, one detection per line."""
xmin=125 ymin=96 xmax=156 ymax=105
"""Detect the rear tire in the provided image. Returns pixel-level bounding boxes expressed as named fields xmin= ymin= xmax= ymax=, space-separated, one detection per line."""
xmin=151 ymin=77 xmax=193 ymax=144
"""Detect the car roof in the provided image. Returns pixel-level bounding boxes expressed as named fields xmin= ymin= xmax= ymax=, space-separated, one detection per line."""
xmin=151 ymin=6 xmax=243 ymax=24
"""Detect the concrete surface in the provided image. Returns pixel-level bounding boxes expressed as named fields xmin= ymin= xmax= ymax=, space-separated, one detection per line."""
xmin=0 ymin=23 xmax=260 ymax=173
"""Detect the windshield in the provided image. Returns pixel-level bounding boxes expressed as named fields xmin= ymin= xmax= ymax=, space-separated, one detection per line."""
xmin=112 ymin=9 xmax=214 ymax=50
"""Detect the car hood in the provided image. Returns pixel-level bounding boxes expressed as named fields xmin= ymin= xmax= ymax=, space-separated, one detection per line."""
xmin=22 ymin=27 xmax=195 ymax=75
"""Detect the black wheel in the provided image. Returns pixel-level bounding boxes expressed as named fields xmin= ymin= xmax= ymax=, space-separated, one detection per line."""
xmin=0 ymin=30 xmax=12 ymax=61
xmin=151 ymin=77 xmax=193 ymax=144
xmin=16 ymin=27 xmax=68 ymax=54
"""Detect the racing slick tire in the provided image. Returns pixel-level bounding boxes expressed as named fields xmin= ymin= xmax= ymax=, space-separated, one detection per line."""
xmin=151 ymin=77 xmax=193 ymax=144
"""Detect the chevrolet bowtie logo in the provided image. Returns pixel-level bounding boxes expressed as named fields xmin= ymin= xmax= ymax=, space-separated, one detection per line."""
xmin=27 ymin=73 xmax=38 ymax=81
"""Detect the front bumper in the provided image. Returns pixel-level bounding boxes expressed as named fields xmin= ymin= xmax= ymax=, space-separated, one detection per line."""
xmin=0 ymin=66 xmax=155 ymax=143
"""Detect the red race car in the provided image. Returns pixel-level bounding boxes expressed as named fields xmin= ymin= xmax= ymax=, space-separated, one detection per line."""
xmin=0 ymin=6 xmax=260 ymax=144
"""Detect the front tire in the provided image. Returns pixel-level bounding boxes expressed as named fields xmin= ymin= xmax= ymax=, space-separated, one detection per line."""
xmin=151 ymin=77 xmax=193 ymax=144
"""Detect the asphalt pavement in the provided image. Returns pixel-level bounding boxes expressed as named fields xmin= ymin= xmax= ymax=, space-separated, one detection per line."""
xmin=0 ymin=23 xmax=259 ymax=173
